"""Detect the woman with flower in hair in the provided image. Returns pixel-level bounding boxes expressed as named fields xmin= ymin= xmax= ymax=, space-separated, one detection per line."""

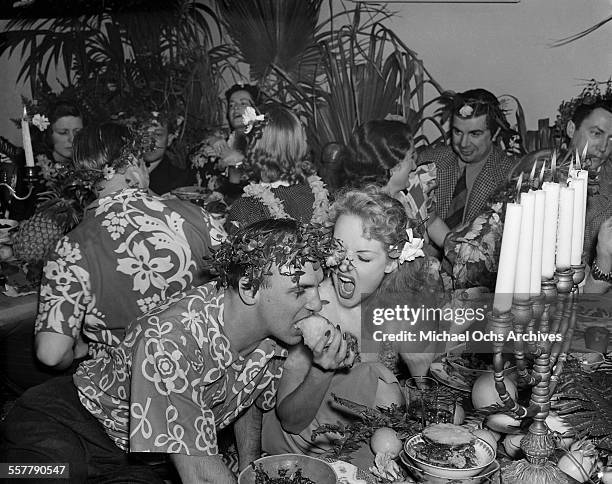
xmin=262 ymin=185 xmax=443 ymax=459
xmin=224 ymin=104 xmax=330 ymax=234
xmin=33 ymin=122 xmax=213 ymax=374
xmin=341 ymin=119 xmax=450 ymax=249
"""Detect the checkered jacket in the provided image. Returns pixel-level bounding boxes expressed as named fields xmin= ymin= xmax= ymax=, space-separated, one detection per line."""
xmin=584 ymin=194 xmax=612 ymax=264
xmin=419 ymin=145 xmax=517 ymax=224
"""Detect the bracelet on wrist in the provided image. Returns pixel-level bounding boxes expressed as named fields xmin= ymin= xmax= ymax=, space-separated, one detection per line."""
xmin=591 ymin=258 xmax=612 ymax=283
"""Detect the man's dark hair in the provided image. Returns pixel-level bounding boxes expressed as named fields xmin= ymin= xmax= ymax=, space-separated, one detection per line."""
xmin=571 ymin=100 xmax=612 ymax=130
xmin=209 ymin=218 xmax=334 ymax=294
xmin=450 ymin=88 xmax=512 ymax=134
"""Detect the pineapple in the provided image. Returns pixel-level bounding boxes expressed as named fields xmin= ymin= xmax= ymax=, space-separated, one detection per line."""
xmin=12 ymin=172 xmax=95 ymax=263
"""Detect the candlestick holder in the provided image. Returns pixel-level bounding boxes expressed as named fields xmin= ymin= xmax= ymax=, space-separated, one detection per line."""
xmin=498 ymin=268 xmax=580 ymax=484
xmin=0 ymin=164 xmax=40 ymax=202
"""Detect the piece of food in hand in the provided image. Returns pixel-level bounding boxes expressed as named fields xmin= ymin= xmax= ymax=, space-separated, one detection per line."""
xmin=296 ymin=315 xmax=360 ymax=361
xmin=296 ymin=315 xmax=336 ymax=350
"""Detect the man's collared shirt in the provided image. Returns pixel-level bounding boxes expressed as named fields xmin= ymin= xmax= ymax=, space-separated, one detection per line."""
xmin=74 ymin=283 xmax=287 ymax=455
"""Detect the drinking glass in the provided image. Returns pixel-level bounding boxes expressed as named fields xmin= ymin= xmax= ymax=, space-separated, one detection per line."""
xmin=402 ymin=376 xmax=439 ymax=428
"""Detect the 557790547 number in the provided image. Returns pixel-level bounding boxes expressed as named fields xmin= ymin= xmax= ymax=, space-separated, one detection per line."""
xmin=0 ymin=463 xmax=69 ymax=479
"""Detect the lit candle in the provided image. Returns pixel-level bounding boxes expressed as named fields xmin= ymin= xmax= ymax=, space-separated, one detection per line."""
xmin=569 ymin=177 xmax=586 ymax=266
xmin=530 ymin=190 xmax=546 ymax=295
xmin=556 ymin=185 xmax=575 ymax=272
xmin=541 ymin=182 xmax=560 ymax=279
xmin=493 ymin=203 xmax=523 ymax=314
xmin=21 ymin=106 xmax=35 ymax=167
xmin=514 ymin=191 xmax=535 ymax=300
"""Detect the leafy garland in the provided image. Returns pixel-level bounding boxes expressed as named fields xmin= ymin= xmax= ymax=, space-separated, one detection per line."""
xmin=206 ymin=222 xmax=343 ymax=293
xmin=556 ymin=79 xmax=612 ymax=137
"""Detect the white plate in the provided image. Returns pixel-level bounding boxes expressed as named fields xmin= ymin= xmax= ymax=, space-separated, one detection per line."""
xmin=430 ymin=362 xmax=472 ymax=392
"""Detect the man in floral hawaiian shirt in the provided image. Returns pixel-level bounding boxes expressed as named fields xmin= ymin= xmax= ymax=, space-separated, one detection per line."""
xmin=1 ymin=219 xmax=347 ymax=483
xmin=34 ymin=123 xmax=213 ymax=374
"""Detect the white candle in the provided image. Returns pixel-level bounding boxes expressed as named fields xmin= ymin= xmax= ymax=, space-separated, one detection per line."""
xmin=21 ymin=106 xmax=35 ymax=167
xmin=569 ymin=177 xmax=586 ymax=266
xmin=493 ymin=203 xmax=523 ymax=314
xmin=556 ymin=186 xmax=575 ymax=272
xmin=514 ymin=192 xmax=536 ymax=300
xmin=541 ymin=182 xmax=560 ymax=279
xmin=530 ymin=190 xmax=546 ymax=295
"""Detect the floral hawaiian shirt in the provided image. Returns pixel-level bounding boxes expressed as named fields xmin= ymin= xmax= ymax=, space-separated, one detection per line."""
xmin=35 ymin=188 xmax=212 ymax=356
xmin=74 ymin=283 xmax=287 ymax=455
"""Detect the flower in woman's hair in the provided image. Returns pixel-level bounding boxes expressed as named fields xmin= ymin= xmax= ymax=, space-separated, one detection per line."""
xmin=325 ymin=241 xmax=347 ymax=268
xmin=242 ymin=106 xmax=265 ymax=134
xmin=398 ymin=228 xmax=425 ymax=265
xmin=103 ymin=166 xmax=116 ymax=180
xmin=459 ymin=105 xmax=474 ymax=117
xmin=31 ymin=114 xmax=50 ymax=131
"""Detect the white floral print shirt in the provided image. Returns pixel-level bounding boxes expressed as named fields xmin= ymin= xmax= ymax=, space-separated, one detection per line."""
xmin=74 ymin=283 xmax=287 ymax=455
xmin=35 ymin=188 xmax=212 ymax=356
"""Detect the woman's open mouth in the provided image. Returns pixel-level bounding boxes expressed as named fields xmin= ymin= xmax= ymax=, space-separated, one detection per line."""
xmin=336 ymin=273 xmax=356 ymax=300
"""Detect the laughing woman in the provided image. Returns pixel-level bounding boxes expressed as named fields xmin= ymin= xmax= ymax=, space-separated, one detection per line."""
xmin=262 ymin=186 xmax=443 ymax=458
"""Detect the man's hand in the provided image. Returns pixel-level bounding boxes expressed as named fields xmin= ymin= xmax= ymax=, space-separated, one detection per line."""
xmin=596 ymin=216 xmax=612 ymax=265
xmin=311 ymin=325 xmax=356 ymax=371
xmin=171 ymin=453 xmax=236 ymax=484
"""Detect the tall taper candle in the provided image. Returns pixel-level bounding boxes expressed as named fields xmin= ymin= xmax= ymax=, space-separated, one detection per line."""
xmin=541 ymin=182 xmax=560 ymax=279
xmin=569 ymin=177 xmax=586 ymax=266
xmin=556 ymin=185 xmax=574 ymax=272
xmin=530 ymin=190 xmax=546 ymax=295
xmin=21 ymin=106 xmax=35 ymax=167
xmin=493 ymin=203 xmax=523 ymax=314
xmin=514 ymin=191 xmax=535 ymax=299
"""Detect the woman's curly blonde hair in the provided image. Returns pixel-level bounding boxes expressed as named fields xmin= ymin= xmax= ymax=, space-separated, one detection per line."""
xmin=244 ymin=105 xmax=315 ymax=184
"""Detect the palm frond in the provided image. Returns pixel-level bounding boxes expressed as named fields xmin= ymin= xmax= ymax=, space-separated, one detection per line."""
xmin=550 ymin=14 xmax=612 ymax=47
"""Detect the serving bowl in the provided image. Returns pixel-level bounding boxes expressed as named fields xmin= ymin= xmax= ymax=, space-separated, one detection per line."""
xmin=400 ymin=451 xmax=500 ymax=483
xmin=238 ymin=454 xmax=336 ymax=484
xmin=445 ymin=353 xmax=516 ymax=382
xmin=403 ymin=434 xmax=496 ymax=479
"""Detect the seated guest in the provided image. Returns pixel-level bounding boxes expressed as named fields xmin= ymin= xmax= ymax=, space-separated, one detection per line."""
xmin=225 ymin=105 xmax=329 ymax=234
xmin=262 ymin=186 xmax=443 ymax=458
xmin=1 ymin=219 xmax=331 ymax=483
xmin=419 ymin=88 xmax=518 ymax=231
xmin=193 ymin=83 xmax=261 ymax=199
xmin=341 ymin=119 xmax=449 ymax=248
xmin=143 ymin=111 xmax=198 ymax=195
xmin=34 ymin=123 xmax=212 ymax=371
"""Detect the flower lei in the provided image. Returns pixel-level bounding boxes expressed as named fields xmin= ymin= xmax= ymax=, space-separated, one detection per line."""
xmin=243 ymin=183 xmax=290 ymax=219
xmin=243 ymin=175 xmax=331 ymax=225
xmin=307 ymin=175 xmax=330 ymax=225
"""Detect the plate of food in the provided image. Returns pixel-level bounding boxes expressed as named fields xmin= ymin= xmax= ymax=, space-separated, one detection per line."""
xmin=431 ymin=353 xmax=516 ymax=392
xmin=399 ymin=450 xmax=500 ymax=483
xmin=238 ymin=454 xmax=337 ymax=484
xmin=403 ymin=423 xmax=496 ymax=479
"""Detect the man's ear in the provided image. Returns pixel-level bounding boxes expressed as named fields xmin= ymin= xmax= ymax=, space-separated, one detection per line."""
xmin=238 ymin=277 xmax=258 ymax=306
xmin=566 ymin=120 xmax=576 ymax=139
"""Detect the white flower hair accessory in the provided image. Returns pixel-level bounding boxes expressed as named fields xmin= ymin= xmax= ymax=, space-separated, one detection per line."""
xmin=459 ymin=104 xmax=474 ymax=117
xmin=398 ymin=228 xmax=425 ymax=264
xmin=31 ymin=113 xmax=50 ymax=131
xmin=242 ymin=106 xmax=265 ymax=134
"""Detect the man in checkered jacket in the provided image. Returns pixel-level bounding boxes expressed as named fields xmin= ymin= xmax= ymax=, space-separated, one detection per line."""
xmin=418 ymin=88 xmax=518 ymax=230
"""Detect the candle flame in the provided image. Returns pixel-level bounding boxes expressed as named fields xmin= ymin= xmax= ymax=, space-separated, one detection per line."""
xmin=581 ymin=141 xmax=588 ymax=164
xmin=516 ymin=172 xmax=523 ymax=203
xmin=551 ymin=150 xmax=557 ymax=182
xmin=575 ymin=148 xmax=581 ymax=171
xmin=539 ymin=162 xmax=546 ymax=187
xmin=529 ymin=161 xmax=537 ymax=184
xmin=22 ymin=105 xmax=27 ymax=119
